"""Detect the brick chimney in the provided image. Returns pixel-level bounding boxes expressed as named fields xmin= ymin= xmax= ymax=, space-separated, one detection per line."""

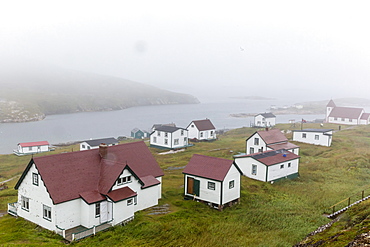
xmin=99 ymin=143 xmax=108 ymax=159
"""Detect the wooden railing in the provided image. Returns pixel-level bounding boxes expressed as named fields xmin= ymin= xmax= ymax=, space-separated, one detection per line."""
xmin=7 ymin=202 xmax=18 ymax=217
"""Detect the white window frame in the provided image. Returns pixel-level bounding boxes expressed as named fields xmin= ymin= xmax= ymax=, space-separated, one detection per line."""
xmin=21 ymin=196 xmax=29 ymax=211
xmin=315 ymin=135 xmax=319 ymax=140
xmin=32 ymin=173 xmax=39 ymax=186
xmin=280 ymin=164 xmax=284 ymax=169
xmin=127 ymin=198 xmax=133 ymax=206
xmin=254 ymin=138 xmax=259 ymax=145
xmin=229 ymin=180 xmax=235 ymax=189
xmin=252 ymin=164 xmax=257 ymax=175
xmin=207 ymin=181 xmax=215 ymax=190
xmin=43 ymin=205 xmax=52 ymax=221
xmin=95 ymin=203 xmax=100 ymax=217
xmin=174 ymin=139 xmax=179 ymax=145
xmin=117 ymin=175 xmax=132 ymax=185
xmin=302 ymin=133 xmax=307 ymax=138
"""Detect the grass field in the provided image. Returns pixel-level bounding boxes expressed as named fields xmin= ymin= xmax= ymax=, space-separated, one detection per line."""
xmin=1 ymin=123 xmax=370 ymax=246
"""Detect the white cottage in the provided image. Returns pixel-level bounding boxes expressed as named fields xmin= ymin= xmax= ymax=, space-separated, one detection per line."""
xmin=234 ymin=149 xmax=300 ymax=182
xmin=8 ymin=142 xmax=163 ymax=241
xmin=246 ymin=129 xmax=299 ymax=155
xmin=293 ymin=129 xmax=333 ymax=147
xmin=150 ymin=126 xmax=190 ymax=149
xmin=80 ymin=137 xmax=118 ymax=151
xmin=253 ymin=113 xmax=276 ymax=128
xmin=14 ymin=141 xmax=50 ymax=156
xmin=186 ymin=119 xmax=217 ymax=141
xmin=183 ymin=154 xmax=241 ymax=210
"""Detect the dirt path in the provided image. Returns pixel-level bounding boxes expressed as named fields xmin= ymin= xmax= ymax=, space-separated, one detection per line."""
xmin=0 ymin=175 xmax=20 ymax=185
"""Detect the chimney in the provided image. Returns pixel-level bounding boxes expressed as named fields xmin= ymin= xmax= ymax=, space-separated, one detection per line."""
xmin=99 ymin=143 xmax=108 ymax=159
xmin=265 ymin=127 xmax=269 ymax=131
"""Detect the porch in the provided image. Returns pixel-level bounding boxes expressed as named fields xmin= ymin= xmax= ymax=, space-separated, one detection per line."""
xmin=7 ymin=202 xmax=18 ymax=217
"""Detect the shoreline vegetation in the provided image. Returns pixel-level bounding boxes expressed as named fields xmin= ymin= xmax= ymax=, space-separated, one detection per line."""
xmin=1 ymin=123 xmax=370 ymax=246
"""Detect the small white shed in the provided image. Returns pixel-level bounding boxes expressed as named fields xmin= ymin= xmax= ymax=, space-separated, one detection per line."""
xmin=14 ymin=141 xmax=50 ymax=156
xmin=183 ymin=154 xmax=241 ymax=210
xmin=292 ymin=129 xmax=333 ymax=147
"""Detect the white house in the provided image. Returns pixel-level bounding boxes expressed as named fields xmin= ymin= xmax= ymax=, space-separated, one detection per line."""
xmin=246 ymin=129 xmax=299 ymax=155
xmin=150 ymin=126 xmax=190 ymax=149
xmin=80 ymin=137 xmax=118 ymax=151
xmin=326 ymin=100 xmax=370 ymax=125
xmin=253 ymin=113 xmax=276 ymax=128
xmin=8 ymin=142 xmax=164 ymax=241
xmin=292 ymin=129 xmax=333 ymax=147
xmin=234 ymin=149 xmax=300 ymax=182
xmin=183 ymin=154 xmax=241 ymax=210
xmin=13 ymin=141 xmax=51 ymax=156
xmin=186 ymin=119 xmax=217 ymax=141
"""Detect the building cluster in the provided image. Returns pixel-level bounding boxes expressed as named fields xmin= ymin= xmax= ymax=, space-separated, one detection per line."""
xmin=9 ymin=100 xmax=365 ymax=241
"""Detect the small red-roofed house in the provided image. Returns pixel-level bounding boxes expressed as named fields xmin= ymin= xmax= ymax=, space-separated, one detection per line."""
xmin=14 ymin=141 xmax=50 ymax=156
xmin=8 ymin=141 xmax=163 ymax=241
xmin=182 ymin=154 xmax=241 ymax=210
xmin=234 ymin=149 xmax=300 ymax=182
xmin=186 ymin=119 xmax=216 ymax=141
xmin=246 ymin=129 xmax=299 ymax=155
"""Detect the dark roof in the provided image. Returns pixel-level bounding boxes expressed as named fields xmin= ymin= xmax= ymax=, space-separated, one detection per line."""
xmin=154 ymin=125 xmax=185 ymax=133
xmin=328 ymin=106 xmax=364 ymax=119
xmin=152 ymin=123 xmax=176 ymax=130
xmin=15 ymin=141 xmax=163 ymax=204
xmin=183 ymin=154 xmax=239 ymax=181
xmin=361 ymin=113 xmax=370 ymax=120
xmin=293 ymin=129 xmax=333 ymax=133
xmin=106 ymin=187 xmax=137 ymax=202
xmin=84 ymin=137 xmax=118 ymax=146
xmin=327 ymin=99 xmax=336 ymax=107
xmin=18 ymin=141 xmax=49 ymax=147
xmin=248 ymin=129 xmax=287 ymax=145
xmin=189 ymin=119 xmax=216 ymax=131
xmin=79 ymin=190 xmax=106 ymax=204
xmin=255 ymin=113 xmax=276 ymax=118
xmin=238 ymin=149 xmax=300 ymax=166
xmin=141 ymin=175 xmax=161 ymax=189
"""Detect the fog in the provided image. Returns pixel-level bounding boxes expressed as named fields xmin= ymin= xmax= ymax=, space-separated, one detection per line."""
xmin=1 ymin=0 xmax=370 ymax=102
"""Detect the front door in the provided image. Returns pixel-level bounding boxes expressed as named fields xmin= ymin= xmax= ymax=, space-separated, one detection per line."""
xmin=100 ymin=201 xmax=113 ymax=224
xmin=186 ymin=177 xmax=200 ymax=196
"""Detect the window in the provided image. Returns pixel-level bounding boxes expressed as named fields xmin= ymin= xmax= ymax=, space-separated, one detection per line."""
xmin=258 ymin=147 xmax=263 ymax=152
xmin=315 ymin=135 xmax=319 ymax=140
xmin=184 ymin=137 xmax=187 ymax=144
xmin=157 ymin=131 xmax=161 ymax=136
xmin=21 ymin=196 xmax=29 ymax=211
xmin=302 ymin=133 xmax=307 ymax=138
xmin=87 ymin=146 xmax=91 ymax=150
xmin=43 ymin=205 xmax=52 ymax=221
xmin=153 ymin=136 xmax=157 ymax=143
xmin=229 ymin=180 xmax=235 ymax=189
xmin=288 ymin=162 xmax=291 ymax=168
xmin=181 ymin=130 xmax=184 ymax=136
xmin=254 ymin=138 xmax=259 ymax=145
xmin=95 ymin=203 xmax=100 ymax=217
xmin=32 ymin=173 xmax=39 ymax=186
xmin=280 ymin=164 xmax=284 ymax=169
xmin=164 ymin=132 xmax=168 ymax=137
xmin=250 ymin=147 xmax=254 ymax=154
xmin=117 ymin=176 xmax=132 ymax=185
xmin=349 ymin=119 xmax=353 ymax=122
xmin=208 ymin=181 xmax=215 ymax=190
xmin=210 ymin=131 xmax=213 ymax=136
xmin=342 ymin=118 xmax=345 ymax=121
xmin=127 ymin=198 xmax=133 ymax=205
xmin=29 ymin=147 xmax=32 ymax=151
xmin=174 ymin=139 xmax=179 ymax=145
xmin=164 ymin=139 xmax=168 ymax=145
xmin=200 ymin=132 xmax=203 ymax=138
xmin=191 ymin=124 xmax=194 ymax=128
xmin=334 ymin=117 xmax=337 ymax=121
xmin=82 ymin=144 xmax=85 ymax=149
xmin=252 ymin=164 xmax=257 ymax=175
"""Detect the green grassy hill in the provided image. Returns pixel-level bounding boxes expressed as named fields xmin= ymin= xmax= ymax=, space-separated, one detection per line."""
xmin=1 ymin=123 xmax=370 ymax=246
xmin=0 ymin=63 xmax=199 ymax=122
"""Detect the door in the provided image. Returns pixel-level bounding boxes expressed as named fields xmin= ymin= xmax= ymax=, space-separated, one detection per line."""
xmin=186 ymin=177 xmax=200 ymax=196
xmin=100 ymin=201 xmax=113 ymax=224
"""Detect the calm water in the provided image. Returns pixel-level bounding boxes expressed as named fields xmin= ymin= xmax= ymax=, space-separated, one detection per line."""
xmin=0 ymin=98 xmax=324 ymax=154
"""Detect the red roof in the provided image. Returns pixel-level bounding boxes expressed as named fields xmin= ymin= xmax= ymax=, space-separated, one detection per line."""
xmin=329 ymin=106 xmax=364 ymax=119
xmin=16 ymin=141 xmax=163 ymax=204
xmin=190 ymin=119 xmax=216 ymax=131
xmin=327 ymin=99 xmax=336 ymax=107
xmin=106 ymin=187 xmax=137 ymax=202
xmin=183 ymin=154 xmax=236 ymax=181
xmin=79 ymin=190 xmax=106 ymax=204
xmin=239 ymin=150 xmax=299 ymax=166
xmin=268 ymin=142 xmax=299 ymax=151
xmin=361 ymin=113 xmax=370 ymax=120
xmin=19 ymin=141 xmax=49 ymax=147
xmin=141 ymin=175 xmax=161 ymax=189
xmin=256 ymin=129 xmax=287 ymax=145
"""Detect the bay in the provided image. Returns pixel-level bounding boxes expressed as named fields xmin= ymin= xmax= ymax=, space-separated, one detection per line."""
xmin=0 ymin=98 xmax=324 ymax=154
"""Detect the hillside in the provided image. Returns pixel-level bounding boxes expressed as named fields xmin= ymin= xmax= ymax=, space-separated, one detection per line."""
xmin=0 ymin=62 xmax=199 ymax=122
xmin=1 ymin=123 xmax=370 ymax=246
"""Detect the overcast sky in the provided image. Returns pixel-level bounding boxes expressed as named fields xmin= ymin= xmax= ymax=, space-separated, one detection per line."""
xmin=1 ymin=1 xmax=370 ymax=102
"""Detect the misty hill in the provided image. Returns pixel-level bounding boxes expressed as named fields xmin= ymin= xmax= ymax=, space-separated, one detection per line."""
xmin=0 ymin=62 xmax=199 ymax=122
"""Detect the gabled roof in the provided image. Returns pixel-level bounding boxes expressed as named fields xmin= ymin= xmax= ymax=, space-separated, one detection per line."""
xmin=183 ymin=154 xmax=240 ymax=181
xmin=79 ymin=190 xmax=106 ymax=204
xmin=153 ymin=125 xmax=186 ymax=133
xmin=267 ymin=142 xmax=299 ymax=151
xmin=106 ymin=187 xmax=137 ymax=202
xmin=247 ymin=129 xmax=287 ymax=145
xmin=188 ymin=119 xmax=216 ymax=131
xmin=328 ymin=106 xmax=364 ymax=119
xmin=360 ymin=113 xmax=370 ymax=120
xmin=15 ymin=141 xmax=163 ymax=204
xmin=327 ymin=99 xmax=336 ymax=107
xmin=237 ymin=149 xmax=300 ymax=166
xmin=255 ymin=113 xmax=276 ymax=118
xmin=293 ymin=129 xmax=333 ymax=133
xmin=152 ymin=123 xmax=176 ymax=130
xmin=83 ymin=137 xmax=118 ymax=147
xmin=18 ymin=141 xmax=49 ymax=147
